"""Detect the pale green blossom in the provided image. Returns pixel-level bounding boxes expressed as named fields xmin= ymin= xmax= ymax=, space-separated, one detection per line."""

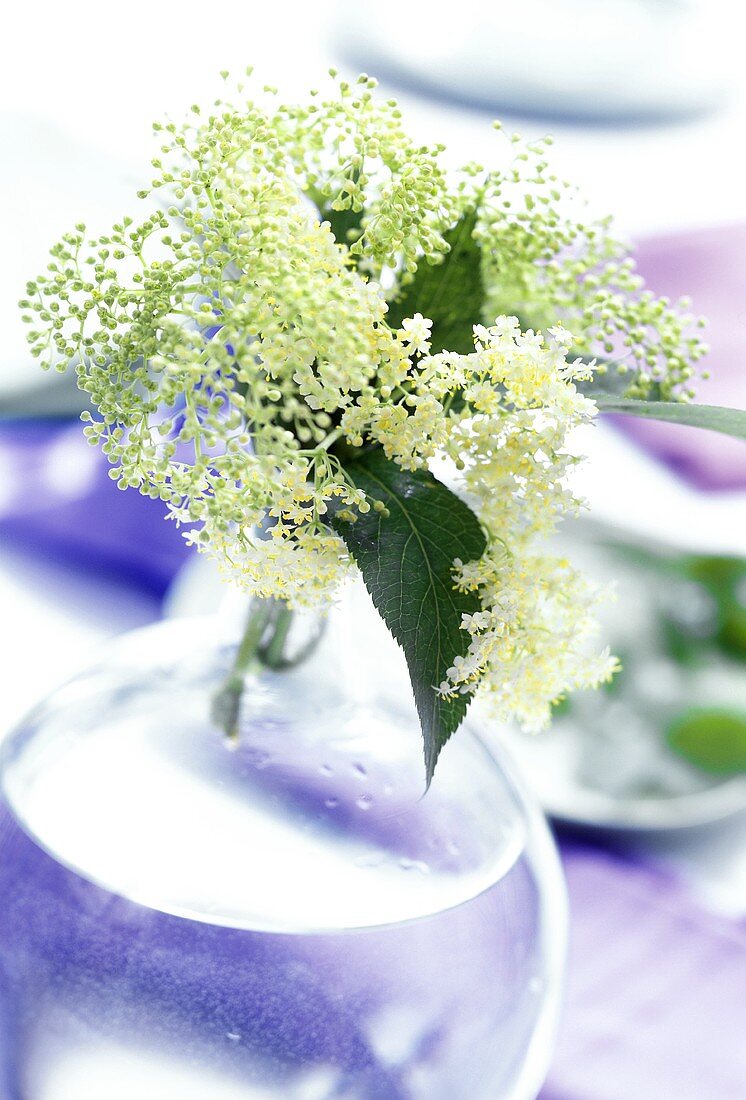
xmin=20 ymin=70 xmax=705 ymax=728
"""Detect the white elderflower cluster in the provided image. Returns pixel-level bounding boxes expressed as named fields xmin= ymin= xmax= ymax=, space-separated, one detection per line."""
xmin=343 ymin=316 xmax=618 ymax=724
xmin=450 ymin=552 xmax=617 ymax=730
xmin=21 ymin=70 xmax=704 ymax=726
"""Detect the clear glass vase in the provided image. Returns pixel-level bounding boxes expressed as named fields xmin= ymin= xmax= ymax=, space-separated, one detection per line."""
xmin=0 ymin=581 xmax=566 ymax=1100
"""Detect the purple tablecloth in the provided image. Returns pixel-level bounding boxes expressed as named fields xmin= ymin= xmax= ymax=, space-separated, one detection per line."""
xmin=0 ymin=419 xmax=189 ymax=596
xmin=616 ymin=223 xmax=746 ymax=491
xmin=541 ymin=844 xmax=746 ymax=1100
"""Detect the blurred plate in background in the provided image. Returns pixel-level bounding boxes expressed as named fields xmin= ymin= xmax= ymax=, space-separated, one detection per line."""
xmin=337 ymin=0 xmax=734 ymax=124
xmin=495 ymin=522 xmax=746 ymax=834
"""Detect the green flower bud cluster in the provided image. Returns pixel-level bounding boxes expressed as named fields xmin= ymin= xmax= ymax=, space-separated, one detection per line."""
xmin=476 ymin=132 xmax=707 ymax=400
xmin=19 ymin=70 xmax=706 ymax=610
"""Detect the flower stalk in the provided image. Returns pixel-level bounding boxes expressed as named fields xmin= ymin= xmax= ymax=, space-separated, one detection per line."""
xmin=19 ymin=67 xmax=711 ymax=772
xmin=211 ymin=596 xmax=325 ymax=745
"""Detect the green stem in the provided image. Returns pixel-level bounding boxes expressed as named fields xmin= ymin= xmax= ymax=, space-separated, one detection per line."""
xmin=211 ymin=599 xmax=277 ymax=744
xmin=258 ymin=605 xmax=293 ymax=668
xmin=211 ymin=598 xmax=313 ymax=746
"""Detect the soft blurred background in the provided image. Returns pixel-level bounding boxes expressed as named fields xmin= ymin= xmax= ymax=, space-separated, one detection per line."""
xmin=2 ymin=1 xmax=746 ymax=1096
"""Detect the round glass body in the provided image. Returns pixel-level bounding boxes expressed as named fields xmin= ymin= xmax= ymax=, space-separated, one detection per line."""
xmin=0 ymin=587 xmax=566 ymax=1099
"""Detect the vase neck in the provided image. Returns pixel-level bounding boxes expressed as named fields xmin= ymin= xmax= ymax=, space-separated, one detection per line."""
xmin=211 ymin=596 xmax=326 ymax=744
xmin=239 ymin=597 xmax=325 ymax=672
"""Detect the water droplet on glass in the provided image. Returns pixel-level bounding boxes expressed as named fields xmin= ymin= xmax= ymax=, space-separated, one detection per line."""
xmin=226 ymin=1031 xmax=241 ymax=1042
xmin=246 ymin=748 xmax=270 ymax=769
xmin=324 ymin=797 xmax=339 ymax=809
xmin=356 ymin=794 xmax=373 ymax=811
xmin=319 ymin=763 xmax=333 ymax=776
xmin=399 ymin=858 xmax=430 ymax=874
xmin=352 ymin=763 xmax=368 ymax=779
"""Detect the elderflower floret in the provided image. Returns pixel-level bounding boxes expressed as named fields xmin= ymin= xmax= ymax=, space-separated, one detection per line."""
xmin=400 ymin=313 xmax=433 ymax=355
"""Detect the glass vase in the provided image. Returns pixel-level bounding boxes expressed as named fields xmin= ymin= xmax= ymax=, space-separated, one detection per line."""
xmin=0 ymin=581 xmax=566 ymax=1099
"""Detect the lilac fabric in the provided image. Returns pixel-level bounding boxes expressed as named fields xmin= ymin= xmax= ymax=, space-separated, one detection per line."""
xmin=540 ymin=842 xmax=746 ymax=1100
xmin=0 ymin=420 xmax=189 ymax=596
xmin=611 ymin=223 xmax=746 ymax=490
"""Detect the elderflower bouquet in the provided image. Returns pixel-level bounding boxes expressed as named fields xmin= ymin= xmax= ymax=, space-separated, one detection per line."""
xmin=21 ymin=70 xmax=744 ymax=779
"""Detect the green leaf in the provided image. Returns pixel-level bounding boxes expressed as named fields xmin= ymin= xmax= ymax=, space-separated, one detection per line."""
xmin=666 ymin=708 xmax=746 ymax=776
xmin=331 ymin=449 xmax=487 ymax=782
xmin=386 ymin=211 xmax=483 ymax=354
xmin=596 ymin=397 xmax=746 ymax=442
xmin=323 ymin=204 xmax=364 ymax=250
